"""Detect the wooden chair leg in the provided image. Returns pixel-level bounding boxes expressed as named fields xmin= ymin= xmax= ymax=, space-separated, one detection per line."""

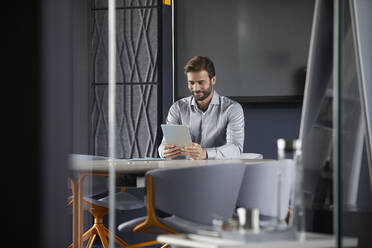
xmin=114 ymin=234 xmax=129 ymax=248
xmin=81 ymin=226 xmax=96 ymax=243
xmin=133 ymin=176 xmax=177 ymax=235
xmin=68 ymin=224 xmax=96 ymax=248
xmin=126 ymin=240 xmax=161 ymax=248
xmin=96 ymin=225 xmax=109 ymax=248
xmin=102 ymin=225 xmax=129 ymax=247
xmin=86 ymin=233 xmax=97 ymax=248
xmin=100 ymin=224 xmax=161 ymax=248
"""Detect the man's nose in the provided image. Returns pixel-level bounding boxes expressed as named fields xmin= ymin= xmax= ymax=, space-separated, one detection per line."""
xmin=193 ymin=83 xmax=201 ymax=91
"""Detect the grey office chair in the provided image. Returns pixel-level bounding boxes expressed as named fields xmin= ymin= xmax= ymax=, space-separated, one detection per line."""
xmin=236 ymin=159 xmax=294 ymax=228
xmin=118 ymin=163 xmax=246 ymax=236
xmin=68 ymin=154 xmax=145 ymax=248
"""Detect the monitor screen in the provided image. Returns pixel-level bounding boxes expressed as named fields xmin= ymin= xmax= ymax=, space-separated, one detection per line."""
xmin=175 ymin=0 xmax=315 ymax=102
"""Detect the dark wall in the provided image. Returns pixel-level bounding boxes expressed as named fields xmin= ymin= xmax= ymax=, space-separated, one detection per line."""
xmin=242 ymin=103 xmax=302 ymax=158
xmin=39 ymin=0 xmax=72 ymax=246
xmin=174 ymin=0 xmax=314 ymax=102
xmin=162 ymin=5 xmax=302 ymax=158
xmin=4 ymin=0 xmax=41 ymax=247
xmin=5 ymin=0 xmax=72 ymax=247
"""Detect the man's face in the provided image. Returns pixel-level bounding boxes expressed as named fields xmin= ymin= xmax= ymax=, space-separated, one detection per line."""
xmin=187 ymin=70 xmax=216 ymax=101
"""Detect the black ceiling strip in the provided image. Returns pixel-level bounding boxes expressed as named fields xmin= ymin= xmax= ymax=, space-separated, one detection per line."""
xmin=92 ymin=82 xmax=160 ymax=86
xmin=92 ymin=5 xmax=160 ymax=11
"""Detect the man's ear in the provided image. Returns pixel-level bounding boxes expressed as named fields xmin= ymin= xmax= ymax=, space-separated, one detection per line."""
xmin=211 ymin=76 xmax=216 ymax=85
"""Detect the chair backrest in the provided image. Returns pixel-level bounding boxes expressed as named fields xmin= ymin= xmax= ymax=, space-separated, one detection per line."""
xmin=147 ymin=163 xmax=246 ymax=226
xmin=236 ymin=159 xmax=294 ymax=220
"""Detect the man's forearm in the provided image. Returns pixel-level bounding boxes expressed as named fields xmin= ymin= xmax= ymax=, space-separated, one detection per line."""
xmin=205 ymin=143 xmax=243 ymax=159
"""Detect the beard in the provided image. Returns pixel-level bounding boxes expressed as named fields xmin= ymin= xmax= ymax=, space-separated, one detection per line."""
xmin=192 ymin=83 xmax=213 ymax=101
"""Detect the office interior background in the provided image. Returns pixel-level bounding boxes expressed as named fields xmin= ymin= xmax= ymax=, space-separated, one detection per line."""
xmin=4 ymin=0 xmax=372 ymax=247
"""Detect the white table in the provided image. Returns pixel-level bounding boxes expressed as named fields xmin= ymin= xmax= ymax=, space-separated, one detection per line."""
xmin=70 ymin=157 xmax=269 ymax=248
xmin=157 ymin=232 xmax=358 ymax=248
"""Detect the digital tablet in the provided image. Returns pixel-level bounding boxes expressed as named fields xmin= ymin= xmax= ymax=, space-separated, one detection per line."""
xmin=161 ymin=124 xmax=192 ymax=148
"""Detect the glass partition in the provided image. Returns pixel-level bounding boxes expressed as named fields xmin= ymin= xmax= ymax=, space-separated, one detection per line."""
xmin=67 ymin=0 xmax=372 ymax=247
xmin=338 ymin=0 xmax=372 ymax=247
xmin=70 ymin=0 xmax=162 ymax=247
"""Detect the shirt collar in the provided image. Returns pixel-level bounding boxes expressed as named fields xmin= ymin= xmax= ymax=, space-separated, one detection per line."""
xmin=191 ymin=90 xmax=220 ymax=106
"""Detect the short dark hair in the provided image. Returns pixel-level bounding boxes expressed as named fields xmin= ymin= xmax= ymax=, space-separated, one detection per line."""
xmin=184 ymin=56 xmax=216 ymax=79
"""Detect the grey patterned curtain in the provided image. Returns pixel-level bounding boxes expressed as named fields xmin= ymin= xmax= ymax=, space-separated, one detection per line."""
xmin=90 ymin=0 xmax=161 ymax=158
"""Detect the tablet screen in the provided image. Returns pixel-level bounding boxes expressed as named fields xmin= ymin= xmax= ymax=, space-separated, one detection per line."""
xmin=161 ymin=124 xmax=192 ymax=148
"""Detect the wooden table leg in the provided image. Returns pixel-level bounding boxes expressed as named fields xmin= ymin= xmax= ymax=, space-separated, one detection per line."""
xmin=77 ymin=175 xmax=86 ymax=248
xmin=72 ymin=173 xmax=110 ymax=248
xmin=71 ymin=177 xmax=78 ymax=248
xmin=71 ymin=174 xmax=87 ymax=248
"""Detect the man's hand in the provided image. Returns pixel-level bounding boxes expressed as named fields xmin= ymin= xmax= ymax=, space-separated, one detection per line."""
xmin=163 ymin=144 xmax=182 ymax=159
xmin=181 ymin=143 xmax=207 ymax=160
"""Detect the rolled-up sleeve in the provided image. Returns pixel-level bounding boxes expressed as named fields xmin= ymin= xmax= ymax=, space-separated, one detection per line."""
xmin=158 ymin=104 xmax=181 ymax=158
xmin=205 ymin=103 xmax=244 ymax=159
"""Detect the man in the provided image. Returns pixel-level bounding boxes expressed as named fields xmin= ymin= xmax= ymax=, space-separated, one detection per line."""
xmin=158 ymin=56 xmax=244 ymax=159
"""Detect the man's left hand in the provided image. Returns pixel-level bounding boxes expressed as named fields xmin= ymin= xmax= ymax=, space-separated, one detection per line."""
xmin=181 ymin=143 xmax=207 ymax=160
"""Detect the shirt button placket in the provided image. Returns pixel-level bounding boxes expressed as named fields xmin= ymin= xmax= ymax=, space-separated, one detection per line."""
xmin=201 ymin=112 xmax=205 ymax=146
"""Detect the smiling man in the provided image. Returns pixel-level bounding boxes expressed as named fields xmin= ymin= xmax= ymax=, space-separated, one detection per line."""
xmin=158 ymin=56 xmax=245 ymax=160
